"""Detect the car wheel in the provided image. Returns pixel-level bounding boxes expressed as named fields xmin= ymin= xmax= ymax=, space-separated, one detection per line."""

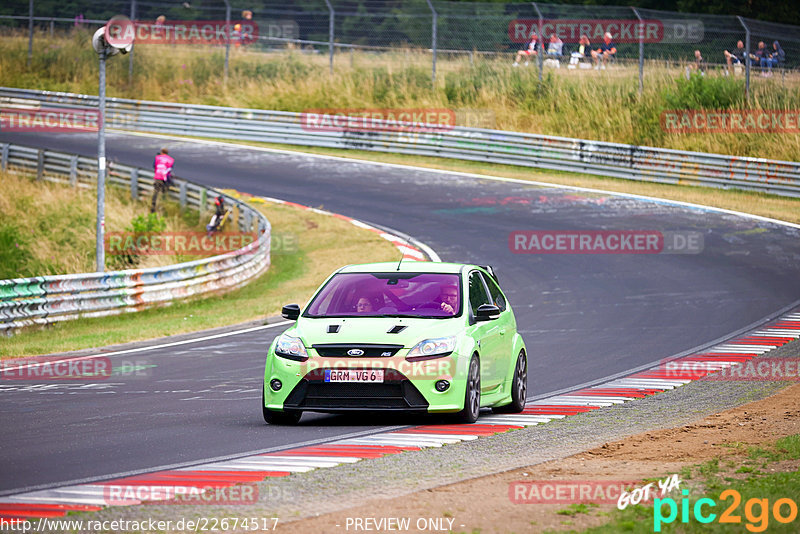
xmin=493 ymin=350 xmax=527 ymax=414
xmin=262 ymin=386 xmax=302 ymax=425
xmin=456 ymin=355 xmax=481 ymax=423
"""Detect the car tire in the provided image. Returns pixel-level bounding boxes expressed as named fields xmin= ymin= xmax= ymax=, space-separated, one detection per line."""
xmin=262 ymin=387 xmax=302 ymax=425
xmin=492 ymin=350 xmax=527 ymax=414
xmin=456 ymin=355 xmax=481 ymax=423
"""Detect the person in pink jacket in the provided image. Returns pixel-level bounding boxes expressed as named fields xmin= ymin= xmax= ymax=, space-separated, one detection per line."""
xmin=150 ymin=148 xmax=174 ymax=213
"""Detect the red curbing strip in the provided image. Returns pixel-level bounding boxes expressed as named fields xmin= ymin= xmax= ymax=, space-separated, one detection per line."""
xmin=155 ymin=471 xmax=271 ymax=482
xmin=0 ymin=504 xmax=102 ymax=512
xmin=98 ymin=479 xmax=236 ymax=488
xmin=393 ymin=428 xmax=515 ymax=436
xmin=264 ymin=450 xmax=389 ymax=459
xmin=676 ymin=355 xmax=754 ymax=362
xmin=690 ymin=352 xmax=761 ymax=358
xmin=186 ymin=470 xmax=292 ymax=478
xmin=390 ymin=423 xmax=523 ymax=434
xmin=569 ymin=390 xmax=648 ymax=398
xmin=521 ymin=406 xmax=600 ymax=414
xmin=0 ymin=509 xmax=67 ymax=518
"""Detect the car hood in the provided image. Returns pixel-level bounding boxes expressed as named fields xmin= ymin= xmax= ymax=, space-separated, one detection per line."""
xmin=293 ymin=316 xmax=462 ymax=348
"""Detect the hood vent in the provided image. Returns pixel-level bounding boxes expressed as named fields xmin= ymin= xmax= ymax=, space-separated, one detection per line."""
xmin=387 ymin=325 xmax=407 ymax=334
xmin=327 ymin=325 xmax=340 ymax=334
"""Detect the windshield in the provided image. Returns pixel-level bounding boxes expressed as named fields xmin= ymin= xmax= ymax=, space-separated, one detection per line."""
xmin=304 ymin=272 xmax=462 ymax=318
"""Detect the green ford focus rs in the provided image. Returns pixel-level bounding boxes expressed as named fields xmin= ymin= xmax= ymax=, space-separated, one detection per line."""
xmin=262 ymin=261 xmax=527 ymax=425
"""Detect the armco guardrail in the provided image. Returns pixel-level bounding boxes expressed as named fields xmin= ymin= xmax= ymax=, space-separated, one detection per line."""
xmin=0 ymin=142 xmax=270 ymax=333
xmin=1 ymin=87 xmax=799 ymax=198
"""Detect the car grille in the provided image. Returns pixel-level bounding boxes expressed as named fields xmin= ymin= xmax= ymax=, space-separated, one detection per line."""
xmin=283 ymin=369 xmax=428 ymax=412
xmin=312 ymin=343 xmax=403 ymax=358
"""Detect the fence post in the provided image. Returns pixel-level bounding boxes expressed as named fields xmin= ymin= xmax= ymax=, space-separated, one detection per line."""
xmin=36 ymin=149 xmax=44 ymax=181
xmin=324 ymin=0 xmax=334 ymax=74
xmin=69 ymin=155 xmax=78 ymax=186
xmin=49 ymin=18 xmax=54 ymax=37
xmin=130 ymin=168 xmax=138 ymax=199
xmin=737 ymin=16 xmax=750 ymax=101
xmin=223 ymin=0 xmax=231 ymax=82
xmin=425 ymin=0 xmax=438 ymax=85
xmin=632 ymin=7 xmax=644 ymax=95
xmin=1 ymin=144 xmax=8 ymax=170
xmin=179 ymin=181 xmax=187 ymax=209
xmin=28 ymin=0 xmax=34 ymax=66
xmin=532 ymin=2 xmax=543 ymax=83
xmin=128 ymin=0 xmax=136 ymax=81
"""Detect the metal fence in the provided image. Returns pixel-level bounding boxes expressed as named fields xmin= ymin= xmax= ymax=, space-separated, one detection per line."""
xmin=2 ymin=1 xmax=799 ymax=91
xmin=0 ymin=141 xmax=272 ymax=333
xmin=2 ymin=86 xmax=798 ymax=199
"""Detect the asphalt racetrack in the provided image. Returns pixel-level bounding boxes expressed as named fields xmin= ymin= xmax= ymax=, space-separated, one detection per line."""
xmin=2 ymin=130 xmax=799 ymax=494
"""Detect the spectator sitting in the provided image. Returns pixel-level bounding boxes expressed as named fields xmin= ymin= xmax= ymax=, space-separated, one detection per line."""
xmin=544 ymin=34 xmax=564 ymax=68
xmin=760 ymin=40 xmax=784 ymax=76
xmin=691 ymin=50 xmax=706 ymax=75
xmin=591 ymin=32 xmax=616 ymax=70
xmin=569 ymin=35 xmax=592 ymax=69
xmin=750 ymin=41 xmax=770 ymax=74
xmin=514 ymin=33 xmax=539 ymax=67
xmin=723 ymin=40 xmax=745 ymax=75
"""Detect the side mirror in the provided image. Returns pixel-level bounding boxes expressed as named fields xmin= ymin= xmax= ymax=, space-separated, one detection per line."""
xmin=281 ymin=304 xmax=301 ymax=321
xmin=475 ymin=304 xmax=501 ymax=322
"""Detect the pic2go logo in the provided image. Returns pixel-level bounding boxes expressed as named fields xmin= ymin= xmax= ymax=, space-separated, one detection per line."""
xmin=654 ymin=489 xmax=798 ymax=532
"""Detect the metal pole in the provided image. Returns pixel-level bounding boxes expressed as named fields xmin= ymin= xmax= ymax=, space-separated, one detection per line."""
xmin=223 ymin=0 xmax=231 ymax=81
xmin=425 ymin=0 xmax=437 ymax=85
xmin=737 ymin=16 xmax=750 ymax=101
xmin=128 ymin=0 xmax=136 ymax=81
xmin=532 ymin=2 xmax=542 ymax=83
xmin=632 ymin=7 xmax=644 ymax=95
xmin=324 ymin=0 xmax=334 ymax=74
xmin=27 ymin=0 xmax=34 ymax=66
xmin=96 ymin=49 xmax=107 ymax=272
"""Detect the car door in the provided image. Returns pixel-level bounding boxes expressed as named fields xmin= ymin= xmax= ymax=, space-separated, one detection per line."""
xmin=481 ymin=271 xmax=516 ymax=376
xmin=466 ymin=270 xmax=503 ymax=391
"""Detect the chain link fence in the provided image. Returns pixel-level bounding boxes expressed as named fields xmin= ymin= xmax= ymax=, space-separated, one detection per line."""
xmin=2 ymin=1 xmax=799 ymax=91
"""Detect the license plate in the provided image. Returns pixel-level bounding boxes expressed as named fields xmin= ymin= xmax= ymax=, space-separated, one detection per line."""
xmin=324 ymin=369 xmax=384 ymax=383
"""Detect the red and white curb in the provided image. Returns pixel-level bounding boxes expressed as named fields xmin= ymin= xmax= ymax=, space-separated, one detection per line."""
xmin=3 ymin=310 xmax=798 ymax=523
xmin=231 ymin=191 xmax=435 ymax=262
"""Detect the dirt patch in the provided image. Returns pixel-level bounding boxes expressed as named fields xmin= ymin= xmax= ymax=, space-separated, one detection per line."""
xmin=286 ymin=382 xmax=800 ymax=534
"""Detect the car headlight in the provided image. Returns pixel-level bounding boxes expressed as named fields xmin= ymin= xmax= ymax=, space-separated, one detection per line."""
xmin=407 ymin=336 xmax=456 ymax=361
xmin=274 ymin=333 xmax=308 ymax=361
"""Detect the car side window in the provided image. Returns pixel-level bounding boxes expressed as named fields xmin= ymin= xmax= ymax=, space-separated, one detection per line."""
xmin=481 ymin=273 xmax=507 ymax=312
xmin=468 ymin=272 xmax=492 ymax=316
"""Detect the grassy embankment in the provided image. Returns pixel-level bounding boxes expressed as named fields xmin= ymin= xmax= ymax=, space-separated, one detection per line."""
xmin=1 ymin=31 xmax=799 ymax=161
xmin=2 ymin=31 xmax=799 ymax=225
xmin=0 ymin=172 xmax=201 ymax=278
xmin=0 ymin=174 xmax=399 ymax=358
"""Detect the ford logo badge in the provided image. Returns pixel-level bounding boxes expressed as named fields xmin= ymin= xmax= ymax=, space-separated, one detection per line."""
xmin=347 ymin=348 xmax=365 ymax=356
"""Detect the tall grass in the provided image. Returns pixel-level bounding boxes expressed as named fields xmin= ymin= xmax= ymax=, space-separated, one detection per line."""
xmin=2 ymin=30 xmax=799 ymax=160
xmin=0 ymin=171 xmax=202 ymax=278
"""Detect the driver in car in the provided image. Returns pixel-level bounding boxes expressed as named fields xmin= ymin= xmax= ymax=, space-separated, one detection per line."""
xmin=438 ymin=286 xmax=459 ymax=315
